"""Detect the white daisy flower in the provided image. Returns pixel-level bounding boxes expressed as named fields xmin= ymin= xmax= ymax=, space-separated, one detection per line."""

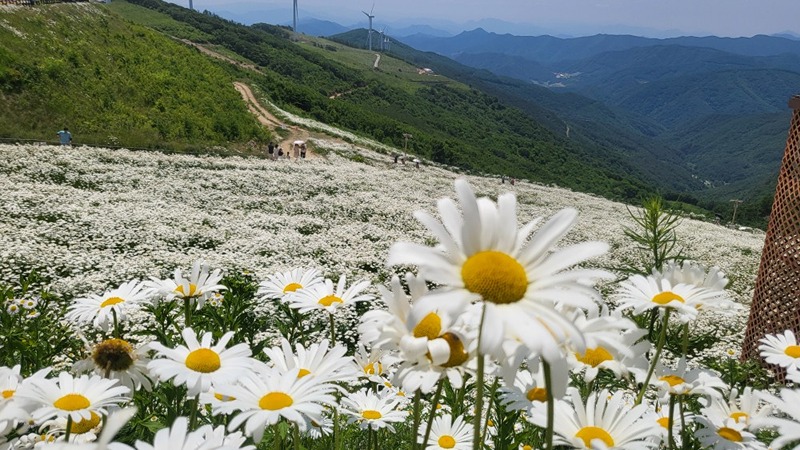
xmin=146 ymin=260 xmax=226 ymax=309
xmin=652 ymin=358 xmax=726 ymax=400
xmin=216 ymin=367 xmax=335 ymax=442
xmin=566 ymin=306 xmax=649 ymax=383
xmin=701 ymin=387 xmax=772 ymax=429
xmin=421 ymin=414 xmax=473 ymax=450
xmin=358 ymin=272 xmax=430 ymax=353
xmin=199 ymin=390 xmax=238 ymax=415
xmin=529 ymin=389 xmax=658 ymax=450
xmin=388 ymin=179 xmax=610 ymax=359
xmin=0 ymin=365 xmax=23 ymax=406
xmin=616 ymin=274 xmax=717 ymax=323
xmin=6 ymin=300 xmax=21 ymax=315
xmin=15 ymin=372 xmax=129 ymax=422
xmin=499 ymin=360 xmax=568 ymax=413
xmin=303 ymin=415 xmax=333 ymax=439
xmin=262 ymin=338 xmax=356 ymax=384
xmin=753 ymin=388 xmax=800 ymax=450
xmin=287 ymin=274 xmax=372 ymax=314
xmin=341 ymin=389 xmax=408 ymax=431
xmin=660 ymin=260 xmax=729 ymax=292
xmin=759 ymin=330 xmax=800 ymax=370
xmin=695 ymin=416 xmax=766 ymax=450
xmin=646 ymin=405 xmax=693 ymax=445
xmin=148 ymin=328 xmax=253 ymax=396
xmin=66 ymin=280 xmax=148 ymax=332
xmin=35 ymin=407 xmax=137 ymax=450
xmin=353 ymin=344 xmax=395 ymax=384
xmin=20 ymin=297 xmax=38 ymax=310
xmin=74 ymin=338 xmax=153 ymax=392
xmin=131 ymin=416 xmax=253 ymax=450
xmin=257 ymin=268 xmax=323 ymax=302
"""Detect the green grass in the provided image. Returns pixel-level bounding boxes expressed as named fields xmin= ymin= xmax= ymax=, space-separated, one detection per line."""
xmin=0 ymin=3 xmax=269 ymax=150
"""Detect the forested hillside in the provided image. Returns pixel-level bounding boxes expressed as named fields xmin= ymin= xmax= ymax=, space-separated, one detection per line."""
xmin=0 ymin=3 xmax=268 ymax=150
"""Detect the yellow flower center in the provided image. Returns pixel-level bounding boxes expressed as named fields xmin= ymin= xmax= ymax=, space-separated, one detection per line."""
xmin=1 ymin=390 xmax=14 ymax=399
xmin=439 ymin=332 xmax=469 ymax=368
xmin=660 ymin=375 xmax=686 ymax=387
xmin=214 ymin=393 xmax=235 ymax=401
xmin=784 ymin=345 xmax=800 ymax=358
xmin=526 ymin=387 xmax=548 ymax=403
xmin=70 ymin=411 xmax=101 ymax=434
xmin=364 ymin=362 xmax=383 ymax=375
xmin=174 ymin=283 xmax=198 ymax=297
xmin=259 ymin=392 xmax=293 ymax=410
xmin=718 ymin=427 xmax=743 ymax=442
xmin=657 ymin=417 xmax=670 ymax=428
xmin=362 ymin=410 xmax=382 ymax=420
xmin=99 ymin=296 xmax=124 ymax=308
xmin=438 ymin=435 xmax=456 ymax=448
xmin=575 ymin=426 xmax=614 ymax=448
xmin=652 ymin=291 xmax=684 ymax=305
xmin=184 ymin=348 xmax=221 ymax=373
xmin=461 ymin=251 xmax=528 ymax=304
xmin=298 ymin=368 xmax=311 ymax=378
xmin=318 ymin=295 xmax=343 ymax=307
xmin=53 ymin=393 xmax=91 ymax=411
xmin=522 ymin=446 xmax=533 ymax=450
xmin=730 ymin=411 xmax=749 ymax=423
xmin=413 ymin=312 xmax=442 ymax=340
xmin=283 ymin=283 xmax=303 ymax=293
xmin=92 ymin=338 xmax=135 ymax=372
xmin=575 ymin=347 xmax=613 ymax=367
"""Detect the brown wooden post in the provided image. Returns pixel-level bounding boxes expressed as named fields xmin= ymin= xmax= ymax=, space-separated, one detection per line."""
xmin=742 ymin=95 xmax=800 ymax=366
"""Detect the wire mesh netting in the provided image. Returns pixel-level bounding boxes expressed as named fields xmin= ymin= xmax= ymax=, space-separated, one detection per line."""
xmin=742 ymin=96 xmax=800 ymax=371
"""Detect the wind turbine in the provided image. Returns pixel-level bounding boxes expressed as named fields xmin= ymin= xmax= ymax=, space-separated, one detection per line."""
xmin=380 ymin=26 xmax=386 ymax=51
xmin=362 ymin=5 xmax=375 ymax=51
xmin=292 ymin=0 xmax=298 ymax=33
xmin=188 ymin=0 xmax=193 ymax=10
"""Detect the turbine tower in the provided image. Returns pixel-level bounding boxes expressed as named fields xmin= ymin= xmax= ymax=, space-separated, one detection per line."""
xmin=189 ymin=0 xmax=193 ymax=10
xmin=362 ymin=6 xmax=375 ymax=51
xmin=380 ymin=27 xmax=386 ymax=51
xmin=293 ymin=0 xmax=298 ymax=32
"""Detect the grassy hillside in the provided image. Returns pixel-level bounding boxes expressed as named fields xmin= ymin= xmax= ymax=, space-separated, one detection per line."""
xmin=107 ymin=0 xmax=662 ymax=201
xmin=0 ymin=3 xmax=269 ymax=150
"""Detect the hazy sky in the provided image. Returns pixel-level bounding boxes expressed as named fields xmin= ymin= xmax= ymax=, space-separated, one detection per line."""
xmin=171 ymin=0 xmax=800 ymax=37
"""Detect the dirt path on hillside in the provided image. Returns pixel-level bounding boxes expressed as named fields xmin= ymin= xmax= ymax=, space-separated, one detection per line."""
xmin=233 ymin=82 xmax=319 ymax=158
xmin=179 ymin=39 xmax=364 ymax=160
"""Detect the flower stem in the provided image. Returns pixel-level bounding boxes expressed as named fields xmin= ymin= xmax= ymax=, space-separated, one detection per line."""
xmin=423 ymin=381 xmax=444 ymax=449
xmin=65 ymin=415 xmax=73 ymax=442
xmin=188 ymin=395 xmax=200 ymax=430
xmin=293 ymin=423 xmax=301 ymax=450
xmin=681 ymin=323 xmax=690 ymax=358
xmin=112 ymin=308 xmax=120 ymax=339
xmin=328 ymin=313 xmax=336 ymax=346
xmin=667 ymin=394 xmax=676 ymax=450
xmin=473 ymin=304 xmax=487 ymax=450
xmin=635 ymin=308 xmax=672 ymax=405
xmin=333 ymin=408 xmax=340 ymax=450
xmin=183 ymin=298 xmax=193 ymax=328
xmin=543 ymin=360 xmax=554 ymax=450
xmin=480 ymin=378 xmax=499 ymax=445
xmin=412 ymin=391 xmax=422 ymax=450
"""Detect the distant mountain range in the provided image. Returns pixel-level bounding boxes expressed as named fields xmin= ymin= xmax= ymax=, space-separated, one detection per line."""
xmin=388 ymin=28 xmax=799 ymax=210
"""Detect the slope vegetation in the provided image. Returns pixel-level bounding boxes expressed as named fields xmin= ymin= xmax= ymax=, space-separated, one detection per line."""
xmin=0 ymin=3 xmax=268 ymax=150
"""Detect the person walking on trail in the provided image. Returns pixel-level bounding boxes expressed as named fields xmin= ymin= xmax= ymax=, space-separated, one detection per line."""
xmin=57 ymin=127 xmax=72 ymax=146
xmin=268 ymin=142 xmax=275 ymax=160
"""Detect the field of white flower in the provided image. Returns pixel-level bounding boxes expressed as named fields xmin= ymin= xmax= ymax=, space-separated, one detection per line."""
xmin=2 ymin=141 xmax=789 ymax=450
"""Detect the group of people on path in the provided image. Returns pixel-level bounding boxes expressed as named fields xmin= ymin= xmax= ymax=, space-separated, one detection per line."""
xmin=267 ymin=141 xmax=307 ymax=160
xmin=393 ymin=153 xmax=421 ymax=168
